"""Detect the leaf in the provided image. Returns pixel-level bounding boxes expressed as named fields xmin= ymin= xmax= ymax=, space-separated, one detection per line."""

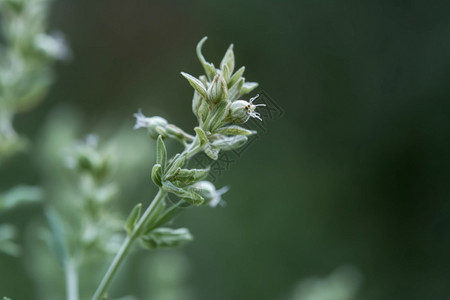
xmin=156 ymin=135 xmax=167 ymax=173
xmin=222 ymin=64 xmax=231 ymax=83
xmin=151 ymin=164 xmax=163 ymax=186
xmin=148 ymin=201 xmax=187 ymax=230
xmin=194 ymin=127 xmax=209 ymax=146
xmin=211 ymin=135 xmax=248 ymax=151
xmin=192 ymin=91 xmax=208 ymax=123
xmin=181 ymin=72 xmax=207 ymax=99
xmin=215 ymin=125 xmax=256 ymax=136
xmin=140 ymin=227 xmax=193 ymax=249
xmin=203 ymin=144 xmax=220 ymax=160
xmin=0 ymin=224 xmax=21 ymax=257
xmin=196 ymin=36 xmax=216 ymax=80
xmin=228 ymin=77 xmax=244 ymax=101
xmin=220 ymin=43 xmax=235 ymax=75
xmin=141 ymin=199 xmax=166 ymax=234
xmin=163 ymin=181 xmax=204 ymax=206
xmin=124 ymin=203 xmax=142 ymax=235
xmin=44 ymin=206 xmax=68 ymax=266
xmin=167 ymin=168 xmax=210 ymax=187
xmin=165 ymin=153 xmax=187 ymax=179
xmin=0 ymin=185 xmax=43 ymax=211
xmin=229 ymin=66 xmax=245 ymax=87
xmin=204 ymin=100 xmax=230 ymax=132
xmin=241 ymin=81 xmax=259 ymax=96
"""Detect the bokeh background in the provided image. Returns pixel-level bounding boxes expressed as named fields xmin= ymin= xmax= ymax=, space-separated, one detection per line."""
xmin=2 ymin=0 xmax=450 ymax=299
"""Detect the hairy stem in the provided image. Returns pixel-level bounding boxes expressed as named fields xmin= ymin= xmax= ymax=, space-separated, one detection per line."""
xmin=64 ymin=259 xmax=79 ymax=300
xmin=91 ymin=188 xmax=168 ymax=300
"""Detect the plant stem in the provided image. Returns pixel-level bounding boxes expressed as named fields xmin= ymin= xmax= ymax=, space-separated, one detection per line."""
xmin=91 ymin=188 xmax=168 ymax=300
xmin=64 ymin=259 xmax=79 ymax=300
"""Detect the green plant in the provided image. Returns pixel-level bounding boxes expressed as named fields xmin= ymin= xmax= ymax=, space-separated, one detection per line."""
xmin=91 ymin=36 xmax=264 ymax=300
xmin=0 ymin=0 xmax=67 ymax=160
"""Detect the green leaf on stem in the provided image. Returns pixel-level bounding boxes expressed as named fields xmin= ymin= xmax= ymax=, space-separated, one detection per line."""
xmin=140 ymin=227 xmax=193 ymax=249
xmin=163 ymin=181 xmax=204 ymax=205
xmin=215 ymin=125 xmax=256 ymax=136
xmin=196 ymin=36 xmax=216 ymax=80
xmin=181 ymin=72 xmax=208 ymax=99
xmin=211 ymin=135 xmax=248 ymax=151
xmin=204 ymin=100 xmax=230 ymax=132
xmin=167 ymin=168 xmax=210 ymax=187
xmin=229 ymin=66 xmax=245 ymax=87
xmin=124 ymin=203 xmax=142 ymax=235
xmin=156 ymin=135 xmax=167 ymax=172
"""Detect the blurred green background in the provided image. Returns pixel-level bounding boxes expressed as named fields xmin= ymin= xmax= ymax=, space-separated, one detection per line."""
xmin=2 ymin=0 xmax=450 ymax=299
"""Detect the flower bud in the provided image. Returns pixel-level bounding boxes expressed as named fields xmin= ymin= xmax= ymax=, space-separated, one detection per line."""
xmin=196 ymin=37 xmax=216 ymax=80
xmin=207 ymin=73 xmax=228 ymax=104
xmin=133 ymin=110 xmax=168 ymax=139
xmin=229 ymin=95 xmax=265 ymax=124
xmin=220 ymin=44 xmax=235 ymax=76
xmin=230 ymin=100 xmax=251 ymax=124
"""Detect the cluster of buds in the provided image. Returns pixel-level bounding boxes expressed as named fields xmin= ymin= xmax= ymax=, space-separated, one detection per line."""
xmin=0 ymin=0 xmax=68 ymax=160
xmin=90 ymin=38 xmax=266 ymax=299
xmin=130 ymin=37 xmax=265 ymax=250
xmin=183 ymin=37 xmax=264 ymax=128
xmin=63 ymin=135 xmax=122 ymax=254
xmin=137 ymin=37 xmax=265 ymax=161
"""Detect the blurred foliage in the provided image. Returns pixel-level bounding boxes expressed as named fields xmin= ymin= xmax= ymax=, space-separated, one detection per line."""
xmin=25 ymin=107 xmax=154 ymax=299
xmin=0 ymin=0 xmax=67 ymax=160
xmin=1 ymin=0 xmax=450 ymax=299
xmin=290 ymin=265 xmax=361 ymax=300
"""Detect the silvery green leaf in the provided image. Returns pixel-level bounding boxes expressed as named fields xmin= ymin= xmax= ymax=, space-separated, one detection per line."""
xmin=215 ymin=125 xmax=256 ymax=136
xmin=168 ymin=168 xmax=210 ymax=186
xmin=241 ymin=81 xmax=259 ymax=96
xmin=0 ymin=224 xmax=21 ymax=257
xmin=141 ymin=199 xmax=166 ymax=234
xmin=229 ymin=66 xmax=245 ymax=87
xmin=192 ymin=91 xmax=203 ymax=121
xmin=151 ymin=164 xmax=162 ymax=186
xmin=211 ymin=135 xmax=248 ymax=151
xmin=156 ymin=135 xmax=167 ymax=172
xmin=163 ymin=181 xmax=204 ymax=205
xmin=165 ymin=153 xmax=186 ymax=178
xmin=204 ymin=100 xmax=230 ymax=132
xmin=196 ymin=37 xmax=216 ymax=80
xmin=0 ymin=185 xmax=43 ymax=211
xmin=45 ymin=206 xmax=68 ymax=266
xmin=181 ymin=72 xmax=207 ymax=99
xmin=222 ymin=64 xmax=231 ymax=83
xmin=124 ymin=203 xmax=142 ymax=235
xmin=194 ymin=127 xmax=209 ymax=146
xmin=228 ymin=77 xmax=244 ymax=101
xmin=149 ymin=201 xmax=186 ymax=230
xmin=140 ymin=227 xmax=193 ymax=249
xmin=220 ymin=43 xmax=235 ymax=75
xmin=203 ymin=144 xmax=220 ymax=160
xmin=199 ymin=75 xmax=209 ymax=86
xmin=0 ymin=240 xmax=21 ymax=257
xmin=197 ymin=99 xmax=209 ymax=125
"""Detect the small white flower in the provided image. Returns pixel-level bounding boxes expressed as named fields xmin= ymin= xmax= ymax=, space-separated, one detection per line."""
xmin=230 ymin=94 xmax=266 ymax=124
xmin=210 ymin=186 xmax=230 ymax=208
xmin=133 ymin=109 xmax=149 ymax=130
xmin=133 ymin=109 xmax=168 ymax=138
xmin=192 ymin=181 xmax=229 ymax=207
